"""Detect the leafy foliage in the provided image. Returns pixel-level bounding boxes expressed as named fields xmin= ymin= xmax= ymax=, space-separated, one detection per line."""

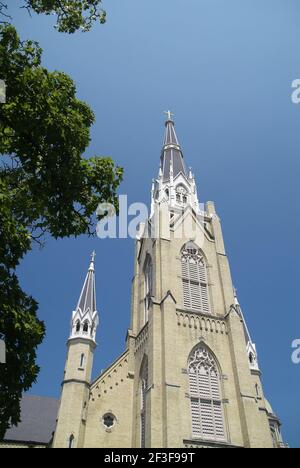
xmin=0 ymin=269 xmax=45 ymax=440
xmin=0 ymin=1 xmax=106 ymax=33
xmin=0 ymin=25 xmax=123 ymax=238
xmin=0 ymin=24 xmax=123 ymax=438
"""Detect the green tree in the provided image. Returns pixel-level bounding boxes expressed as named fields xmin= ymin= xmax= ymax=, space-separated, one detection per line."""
xmin=0 ymin=24 xmax=123 ymax=439
xmin=0 ymin=0 xmax=106 ymax=33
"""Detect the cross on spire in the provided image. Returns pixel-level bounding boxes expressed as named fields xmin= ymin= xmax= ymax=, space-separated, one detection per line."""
xmin=89 ymin=250 xmax=96 ymax=272
xmin=164 ymin=110 xmax=174 ymax=121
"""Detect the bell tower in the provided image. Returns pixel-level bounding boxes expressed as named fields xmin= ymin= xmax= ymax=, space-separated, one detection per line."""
xmin=128 ymin=114 xmax=284 ymax=448
xmin=53 ymin=252 xmax=99 ymax=448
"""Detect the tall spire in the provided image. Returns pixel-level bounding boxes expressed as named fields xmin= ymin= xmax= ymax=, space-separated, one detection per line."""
xmin=151 ymin=113 xmax=201 ymax=215
xmin=69 ymin=252 xmax=99 ymax=343
xmin=76 ymin=251 xmax=97 ymax=315
xmin=160 ymin=111 xmax=187 ymax=181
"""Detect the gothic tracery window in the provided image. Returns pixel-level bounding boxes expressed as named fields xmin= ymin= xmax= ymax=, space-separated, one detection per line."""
xmin=181 ymin=242 xmax=210 ymax=313
xmin=188 ymin=346 xmax=225 ymax=441
xmin=103 ymin=413 xmax=116 ymax=429
xmin=176 ymin=185 xmax=188 ymax=206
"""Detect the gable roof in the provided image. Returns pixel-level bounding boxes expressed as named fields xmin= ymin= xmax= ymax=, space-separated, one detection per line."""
xmin=4 ymin=395 xmax=59 ymax=445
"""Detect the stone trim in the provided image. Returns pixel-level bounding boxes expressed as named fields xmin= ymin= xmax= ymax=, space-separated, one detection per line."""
xmin=62 ymin=379 xmax=90 ymax=388
xmin=176 ymin=311 xmax=228 ymax=334
xmin=183 ymin=439 xmax=242 ymax=449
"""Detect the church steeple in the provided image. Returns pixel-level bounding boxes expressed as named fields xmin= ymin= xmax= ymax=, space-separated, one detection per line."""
xmin=69 ymin=252 xmax=99 ymax=343
xmin=151 ymin=113 xmax=200 ymax=214
xmin=53 ymin=252 xmax=99 ymax=448
xmin=160 ymin=112 xmax=188 ymax=181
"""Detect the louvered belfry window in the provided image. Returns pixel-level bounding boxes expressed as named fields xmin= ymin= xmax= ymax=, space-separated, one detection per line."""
xmin=188 ymin=346 xmax=226 ymax=441
xmin=181 ymin=243 xmax=210 ymax=313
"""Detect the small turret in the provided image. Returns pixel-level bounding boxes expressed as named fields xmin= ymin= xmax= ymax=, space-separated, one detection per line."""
xmin=70 ymin=251 xmax=99 ymax=343
xmin=53 ymin=253 xmax=99 ymax=448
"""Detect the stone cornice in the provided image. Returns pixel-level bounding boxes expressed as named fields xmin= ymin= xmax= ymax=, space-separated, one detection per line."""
xmin=62 ymin=378 xmax=90 ymax=388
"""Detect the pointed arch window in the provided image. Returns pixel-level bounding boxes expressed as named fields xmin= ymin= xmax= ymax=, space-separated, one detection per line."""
xmin=188 ymin=346 xmax=225 ymax=441
xmin=75 ymin=320 xmax=80 ymax=333
xmin=181 ymin=242 xmax=210 ymax=313
xmin=140 ymin=357 xmax=148 ymax=448
xmin=143 ymin=255 xmax=153 ymax=325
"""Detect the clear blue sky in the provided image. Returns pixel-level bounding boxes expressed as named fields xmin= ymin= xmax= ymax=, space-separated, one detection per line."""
xmin=8 ymin=0 xmax=300 ymax=447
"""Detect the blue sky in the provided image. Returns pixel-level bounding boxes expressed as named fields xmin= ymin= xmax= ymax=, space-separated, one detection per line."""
xmin=8 ymin=0 xmax=300 ymax=447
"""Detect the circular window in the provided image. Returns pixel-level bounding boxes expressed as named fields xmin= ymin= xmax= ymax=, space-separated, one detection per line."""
xmin=102 ymin=413 xmax=116 ymax=430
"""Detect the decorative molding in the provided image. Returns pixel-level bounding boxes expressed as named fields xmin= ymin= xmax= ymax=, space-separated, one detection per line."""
xmin=152 ymin=290 xmax=177 ymax=306
xmin=250 ymin=369 xmax=262 ymax=377
xmin=176 ymin=311 xmax=228 ymax=335
xmin=62 ymin=378 xmax=90 ymax=388
xmin=176 ymin=308 xmax=226 ymax=321
xmin=259 ymin=407 xmax=269 ymax=414
xmin=204 ymin=224 xmax=215 ymax=240
xmin=188 ymin=346 xmax=218 ymax=374
xmin=165 ymin=382 xmax=181 ymax=388
xmin=240 ymin=393 xmax=256 ymax=401
xmin=67 ymin=337 xmax=96 ymax=350
xmin=91 ymin=350 xmax=129 ymax=389
xmin=183 ymin=439 xmax=242 ymax=449
xmin=134 ymin=323 xmax=149 ymax=354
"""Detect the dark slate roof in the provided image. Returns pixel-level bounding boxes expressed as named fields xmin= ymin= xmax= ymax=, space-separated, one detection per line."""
xmin=160 ymin=119 xmax=187 ymax=181
xmin=4 ymin=395 xmax=59 ymax=445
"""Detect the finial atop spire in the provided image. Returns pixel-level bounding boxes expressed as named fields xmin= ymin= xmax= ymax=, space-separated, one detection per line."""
xmin=164 ymin=110 xmax=174 ymax=122
xmin=233 ymin=286 xmax=239 ymax=305
xmin=89 ymin=250 xmax=96 ymax=271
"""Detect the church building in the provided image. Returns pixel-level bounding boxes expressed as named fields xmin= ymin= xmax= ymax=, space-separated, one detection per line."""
xmin=51 ymin=115 xmax=285 ymax=448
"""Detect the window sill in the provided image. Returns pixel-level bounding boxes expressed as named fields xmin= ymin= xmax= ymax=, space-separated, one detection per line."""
xmin=183 ymin=438 xmax=242 ymax=449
